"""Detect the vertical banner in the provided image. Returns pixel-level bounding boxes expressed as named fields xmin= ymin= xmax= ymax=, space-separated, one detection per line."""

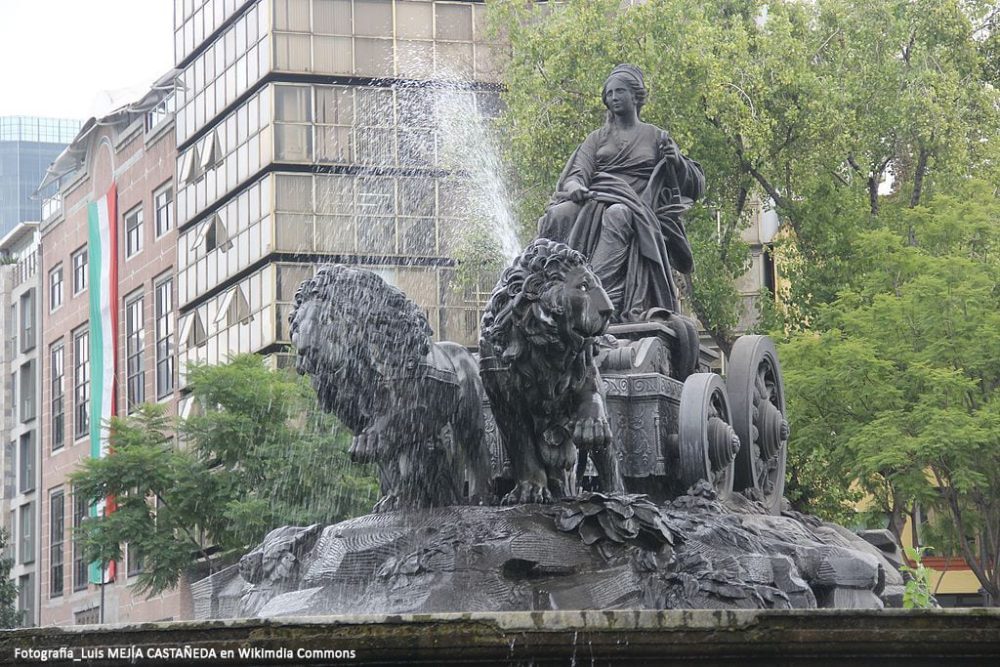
xmin=87 ymin=183 xmax=118 ymax=584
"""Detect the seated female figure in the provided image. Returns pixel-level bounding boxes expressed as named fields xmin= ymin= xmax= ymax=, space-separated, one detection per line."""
xmin=538 ymin=64 xmax=705 ymax=321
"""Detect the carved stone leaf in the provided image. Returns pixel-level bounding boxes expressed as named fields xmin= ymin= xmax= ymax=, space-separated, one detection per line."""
xmin=555 ymin=509 xmax=586 ymax=532
xmin=578 ymin=519 xmax=605 ymax=545
xmin=597 ymin=512 xmax=626 ymax=543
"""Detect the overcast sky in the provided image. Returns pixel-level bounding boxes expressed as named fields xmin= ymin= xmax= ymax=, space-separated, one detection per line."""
xmin=0 ymin=0 xmax=174 ymax=121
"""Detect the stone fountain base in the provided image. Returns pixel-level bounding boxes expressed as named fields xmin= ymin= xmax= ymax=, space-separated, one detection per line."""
xmin=4 ymin=610 xmax=1000 ymax=666
xmin=210 ymin=486 xmax=904 ymax=618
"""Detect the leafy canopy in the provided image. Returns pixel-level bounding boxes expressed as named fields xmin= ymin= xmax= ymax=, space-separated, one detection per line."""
xmin=70 ymin=354 xmax=377 ymax=596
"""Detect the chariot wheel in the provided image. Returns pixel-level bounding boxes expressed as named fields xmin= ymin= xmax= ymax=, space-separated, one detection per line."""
xmin=726 ymin=335 xmax=789 ymax=514
xmin=678 ymin=373 xmax=740 ymax=499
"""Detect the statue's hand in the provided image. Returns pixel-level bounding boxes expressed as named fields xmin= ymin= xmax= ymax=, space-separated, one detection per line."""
xmin=660 ymin=138 xmax=681 ymax=165
xmin=564 ymin=181 xmax=591 ymax=203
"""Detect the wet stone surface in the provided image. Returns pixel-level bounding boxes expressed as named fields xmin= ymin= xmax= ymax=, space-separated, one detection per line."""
xmin=210 ymin=484 xmax=903 ymax=618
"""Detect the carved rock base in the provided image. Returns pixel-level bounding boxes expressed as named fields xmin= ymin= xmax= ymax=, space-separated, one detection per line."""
xmin=213 ymin=487 xmax=903 ymax=618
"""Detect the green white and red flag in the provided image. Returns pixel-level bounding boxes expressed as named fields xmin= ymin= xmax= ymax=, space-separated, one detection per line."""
xmin=87 ymin=183 xmax=118 ymax=584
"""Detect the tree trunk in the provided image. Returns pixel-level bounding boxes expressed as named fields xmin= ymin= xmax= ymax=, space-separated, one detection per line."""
xmin=909 ymin=146 xmax=929 ymax=209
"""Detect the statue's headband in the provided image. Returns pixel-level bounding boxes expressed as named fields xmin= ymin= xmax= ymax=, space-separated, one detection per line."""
xmin=605 ymin=64 xmax=645 ymax=92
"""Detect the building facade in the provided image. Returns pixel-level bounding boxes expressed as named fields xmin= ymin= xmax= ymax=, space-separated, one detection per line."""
xmin=0 ymin=222 xmax=43 ymax=626
xmin=37 ymin=83 xmax=188 ymax=626
xmin=0 ymin=118 xmax=80 ymax=238
xmin=172 ymin=0 xmax=503 ymax=397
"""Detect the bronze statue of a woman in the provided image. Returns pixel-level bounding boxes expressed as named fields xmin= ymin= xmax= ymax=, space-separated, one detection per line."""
xmin=537 ymin=64 xmax=705 ymax=321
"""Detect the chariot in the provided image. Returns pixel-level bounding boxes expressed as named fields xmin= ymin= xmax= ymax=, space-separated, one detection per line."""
xmin=485 ymin=320 xmax=790 ymax=513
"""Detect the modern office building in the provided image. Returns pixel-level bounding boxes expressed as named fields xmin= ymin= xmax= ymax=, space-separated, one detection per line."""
xmin=172 ymin=0 xmax=504 ymax=399
xmin=0 ymin=221 xmax=43 ymax=626
xmin=0 ymin=118 xmax=81 ymax=238
xmin=36 ymin=75 xmax=187 ymax=625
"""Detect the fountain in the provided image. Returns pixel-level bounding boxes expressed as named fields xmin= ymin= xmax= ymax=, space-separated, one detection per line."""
xmin=183 ymin=66 xmax=909 ymax=620
xmin=5 ymin=63 xmax=1000 ymax=667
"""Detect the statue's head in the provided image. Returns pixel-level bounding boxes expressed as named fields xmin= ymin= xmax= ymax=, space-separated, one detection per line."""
xmin=603 ymin=63 xmax=647 ymax=118
xmin=480 ymin=239 xmax=614 ymax=359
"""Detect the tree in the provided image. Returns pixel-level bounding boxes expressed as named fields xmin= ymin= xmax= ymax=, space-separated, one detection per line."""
xmin=488 ymin=0 xmax=995 ymax=346
xmin=70 ymin=355 xmax=378 ymax=596
xmin=0 ymin=529 xmax=20 ymax=628
xmin=780 ymin=182 xmax=1000 ymax=603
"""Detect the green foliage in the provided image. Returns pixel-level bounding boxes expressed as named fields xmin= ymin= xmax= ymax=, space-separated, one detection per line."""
xmin=488 ymin=0 xmax=997 ymax=345
xmin=70 ymin=355 xmax=378 ymax=597
xmin=900 ymin=546 xmax=937 ymax=609
xmin=0 ymin=529 xmax=20 ymax=628
xmin=780 ymin=181 xmax=1000 ymax=602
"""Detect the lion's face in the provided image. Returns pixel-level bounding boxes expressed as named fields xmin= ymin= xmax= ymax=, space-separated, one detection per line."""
xmin=290 ymin=296 xmax=347 ymax=382
xmin=550 ymin=265 xmax=614 ymax=338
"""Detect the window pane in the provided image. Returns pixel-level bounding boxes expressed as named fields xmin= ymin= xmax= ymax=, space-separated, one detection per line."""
xmin=275 ymin=124 xmax=313 ymax=161
xmin=313 ymin=0 xmax=351 ymax=35
xmin=396 ymin=2 xmax=432 ymax=39
xmin=398 ymin=177 xmax=435 ymax=216
xmin=313 ymin=35 xmax=353 ymax=74
xmin=315 ymin=215 xmax=356 ymax=252
xmin=400 ymin=217 xmax=436 ymax=255
xmin=354 ymin=0 xmax=391 ymax=38
xmin=275 ymin=174 xmax=313 ymax=212
xmin=358 ymin=216 xmax=395 ymax=253
xmin=273 ymin=0 xmax=310 ymax=31
xmin=315 ymin=86 xmax=353 ymax=125
xmin=274 ymin=32 xmax=312 ymax=71
xmin=316 ymin=125 xmax=352 ymax=162
xmin=436 ymin=41 xmax=474 ymax=78
xmin=274 ymin=85 xmax=312 ymax=122
xmin=316 ymin=174 xmax=354 ymax=215
xmin=397 ymin=40 xmax=433 ymax=79
xmin=354 ymin=37 xmax=392 ymax=77
xmin=436 ymin=3 xmax=473 ymax=41
xmin=357 ymin=176 xmax=394 ymax=216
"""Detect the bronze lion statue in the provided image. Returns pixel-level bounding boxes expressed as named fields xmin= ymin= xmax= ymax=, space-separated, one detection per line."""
xmin=480 ymin=239 xmax=624 ymax=504
xmin=290 ymin=265 xmax=491 ymax=512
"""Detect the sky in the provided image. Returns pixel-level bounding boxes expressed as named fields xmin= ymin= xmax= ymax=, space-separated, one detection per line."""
xmin=0 ymin=0 xmax=175 ymax=121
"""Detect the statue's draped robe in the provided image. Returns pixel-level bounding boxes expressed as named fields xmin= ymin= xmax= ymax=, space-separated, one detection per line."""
xmin=538 ymin=123 xmax=705 ymax=318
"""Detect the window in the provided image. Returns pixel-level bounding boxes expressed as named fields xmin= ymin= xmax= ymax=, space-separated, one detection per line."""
xmin=154 ymin=185 xmax=174 ymax=237
xmin=19 ymin=289 xmax=35 ymax=352
xmin=127 ymin=542 xmax=144 ymax=577
xmin=155 ymin=279 xmax=174 ymax=398
xmin=50 ymin=490 xmax=65 ymax=598
xmin=51 ymin=344 xmax=65 ymax=451
xmin=19 ymin=361 xmax=35 ymax=422
xmin=19 ymin=502 xmax=34 ymax=564
xmin=5 ymin=304 xmax=14 ymax=360
xmin=9 ymin=372 xmax=15 ymax=422
xmin=49 ymin=265 xmax=63 ymax=311
xmin=125 ymin=295 xmax=145 ymax=411
xmin=125 ymin=206 xmax=144 ymax=258
xmin=73 ymin=493 xmax=87 ymax=591
xmin=73 ymin=329 xmax=90 ymax=440
xmin=18 ymin=432 xmax=34 ymax=494
xmin=72 ymin=248 xmax=88 ymax=294
xmin=75 ymin=607 xmax=99 ymax=625
xmin=3 ymin=442 xmax=13 ymax=500
xmin=17 ymin=573 xmax=33 ymax=627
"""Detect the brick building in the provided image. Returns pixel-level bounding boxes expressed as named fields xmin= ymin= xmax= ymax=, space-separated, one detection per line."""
xmin=36 ymin=76 xmax=187 ymax=625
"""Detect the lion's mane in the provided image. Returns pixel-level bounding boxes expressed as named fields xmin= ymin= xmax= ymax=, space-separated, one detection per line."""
xmin=480 ymin=239 xmax=591 ymax=364
xmin=292 ymin=264 xmax=433 ymax=373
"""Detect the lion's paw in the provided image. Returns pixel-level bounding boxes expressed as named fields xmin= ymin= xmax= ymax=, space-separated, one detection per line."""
xmin=350 ymin=429 xmax=380 ymax=463
xmin=502 ymin=481 xmax=553 ymax=505
xmin=572 ymin=417 xmax=613 ymax=449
